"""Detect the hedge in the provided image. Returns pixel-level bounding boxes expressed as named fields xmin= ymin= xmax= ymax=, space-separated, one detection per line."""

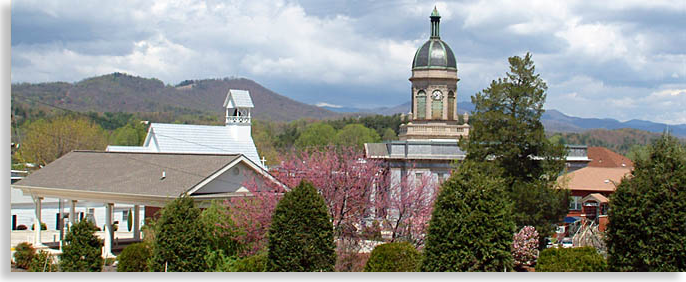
xmin=537 ymin=247 xmax=607 ymax=272
xmin=364 ymin=242 xmax=420 ymax=272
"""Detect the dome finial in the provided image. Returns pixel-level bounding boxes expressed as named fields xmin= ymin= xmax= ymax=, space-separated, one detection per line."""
xmin=430 ymin=6 xmax=441 ymax=38
xmin=431 ymin=6 xmax=440 ymax=17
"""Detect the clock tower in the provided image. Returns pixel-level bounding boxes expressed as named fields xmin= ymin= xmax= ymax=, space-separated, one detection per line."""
xmin=398 ymin=7 xmax=469 ymax=140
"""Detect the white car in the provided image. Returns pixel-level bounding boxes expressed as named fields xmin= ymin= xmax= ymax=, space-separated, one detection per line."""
xmin=561 ymin=238 xmax=573 ymax=248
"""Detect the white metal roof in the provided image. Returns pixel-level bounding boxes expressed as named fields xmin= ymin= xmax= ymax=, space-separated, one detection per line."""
xmin=223 ymin=89 xmax=254 ymax=108
xmin=106 ymin=145 xmax=153 ymax=152
xmin=143 ymin=123 xmax=263 ymax=168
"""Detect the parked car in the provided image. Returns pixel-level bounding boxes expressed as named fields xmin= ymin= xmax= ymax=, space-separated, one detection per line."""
xmin=561 ymin=238 xmax=573 ymax=248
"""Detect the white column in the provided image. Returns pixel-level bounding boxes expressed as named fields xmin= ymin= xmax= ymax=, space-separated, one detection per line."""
xmin=70 ymin=200 xmax=77 ymax=226
xmin=103 ymin=203 xmax=114 ymax=257
xmin=33 ymin=196 xmax=44 ymax=247
xmin=133 ymin=205 xmax=140 ymax=241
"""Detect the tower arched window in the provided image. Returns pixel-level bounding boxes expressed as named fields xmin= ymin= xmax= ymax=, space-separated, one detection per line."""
xmin=416 ymin=90 xmax=426 ymax=119
xmin=448 ymin=91 xmax=455 ymax=120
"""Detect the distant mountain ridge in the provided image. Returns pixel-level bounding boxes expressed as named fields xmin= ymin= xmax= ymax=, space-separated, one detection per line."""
xmin=11 ymin=72 xmax=339 ymax=122
xmin=315 ymin=101 xmax=686 ymax=137
xmin=12 ymin=72 xmax=686 ymax=137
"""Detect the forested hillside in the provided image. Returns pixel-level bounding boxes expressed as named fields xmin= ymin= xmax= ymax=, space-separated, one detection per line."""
xmin=11 ymin=72 xmax=339 ymax=122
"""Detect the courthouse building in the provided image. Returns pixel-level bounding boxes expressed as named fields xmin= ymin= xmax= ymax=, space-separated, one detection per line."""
xmin=365 ymin=8 xmax=590 ymax=183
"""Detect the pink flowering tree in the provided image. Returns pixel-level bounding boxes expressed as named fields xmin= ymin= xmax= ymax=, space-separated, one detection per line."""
xmin=214 ymin=146 xmax=441 ymax=259
xmin=512 ymin=225 xmax=540 ymax=269
xmin=217 ymin=175 xmax=286 ymax=257
xmin=271 ymin=146 xmax=385 ymax=239
xmin=375 ymin=167 xmax=439 ymax=248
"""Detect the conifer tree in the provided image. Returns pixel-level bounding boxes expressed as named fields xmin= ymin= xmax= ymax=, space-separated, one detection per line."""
xmin=421 ymin=160 xmax=515 ymax=272
xmin=267 ymin=181 xmax=336 ymax=272
xmin=59 ymin=219 xmax=103 ymax=272
xmin=149 ymin=194 xmax=209 ymax=272
xmin=606 ymin=134 xmax=686 ymax=271
xmin=460 ymin=53 xmax=569 ymax=237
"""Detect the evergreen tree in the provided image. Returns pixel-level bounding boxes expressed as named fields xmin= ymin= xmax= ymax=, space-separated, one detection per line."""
xmin=149 ymin=195 xmax=209 ymax=272
xmin=421 ymin=160 xmax=515 ymax=272
xmin=460 ymin=53 xmax=568 ymax=237
xmin=59 ymin=219 xmax=103 ymax=272
xmin=606 ymin=134 xmax=686 ymax=271
xmin=267 ymin=181 xmax=336 ymax=272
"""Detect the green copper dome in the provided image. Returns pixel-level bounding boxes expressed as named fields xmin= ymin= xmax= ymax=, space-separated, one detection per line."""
xmin=412 ymin=7 xmax=457 ymax=70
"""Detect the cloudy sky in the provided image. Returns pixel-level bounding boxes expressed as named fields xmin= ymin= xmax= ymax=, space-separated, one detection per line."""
xmin=10 ymin=0 xmax=686 ymax=124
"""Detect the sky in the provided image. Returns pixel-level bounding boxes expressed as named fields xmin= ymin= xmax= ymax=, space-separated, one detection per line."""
xmin=10 ymin=0 xmax=686 ymax=124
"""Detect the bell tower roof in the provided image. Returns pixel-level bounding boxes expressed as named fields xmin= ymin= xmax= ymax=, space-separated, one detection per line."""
xmin=412 ymin=8 xmax=457 ymax=70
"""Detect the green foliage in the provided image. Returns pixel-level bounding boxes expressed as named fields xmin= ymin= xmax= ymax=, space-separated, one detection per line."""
xmin=205 ymin=249 xmax=237 ymax=272
xmin=547 ymin=128 xmax=666 ymax=156
xmin=127 ymin=209 xmax=133 ymax=231
xmin=109 ymin=120 xmax=147 ymax=146
xmin=28 ymin=250 xmax=57 ymax=272
xmin=149 ymin=195 xmax=209 ymax=272
xmin=13 ymin=242 xmax=35 ymax=269
xmin=364 ymin=242 xmax=420 ymax=272
xmin=200 ymin=200 xmax=243 ymax=270
xmin=626 ymin=144 xmax=650 ymax=162
xmin=537 ymin=247 xmax=607 ymax=272
xmin=381 ymin=128 xmax=398 ymax=141
xmin=232 ymin=252 xmax=268 ymax=272
xmin=606 ymin=134 xmax=686 ymax=272
xmin=117 ymin=242 xmax=152 ymax=272
xmin=461 ymin=53 xmax=569 ymax=238
xmin=31 ymin=222 xmax=47 ymax=230
xmin=267 ymin=181 xmax=336 ymax=272
xmin=295 ymin=122 xmax=337 ymax=150
xmin=17 ymin=115 xmax=108 ymax=166
xmin=421 ymin=160 xmax=516 ymax=272
xmin=59 ymin=219 xmax=104 ymax=272
xmin=335 ymin=123 xmax=381 ymax=151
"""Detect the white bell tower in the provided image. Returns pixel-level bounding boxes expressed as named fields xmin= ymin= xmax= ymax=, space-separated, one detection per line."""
xmin=223 ymin=89 xmax=254 ymax=136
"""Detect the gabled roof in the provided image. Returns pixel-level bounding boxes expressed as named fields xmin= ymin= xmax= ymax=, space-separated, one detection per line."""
xmin=143 ymin=123 xmax=262 ymax=167
xmin=223 ymin=89 xmax=254 ymax=108
xmin=13 ymin=151 xmax=241 ymax=199
xmin=557 ymin=166 xmax=632 ymax=192
xmin=12 ymin=151 xmax=285 ymax=206
xmin=587 ymin=147 xmax=634 ymax=168
xmin=582 ymin=193 xmax=609 ymax=204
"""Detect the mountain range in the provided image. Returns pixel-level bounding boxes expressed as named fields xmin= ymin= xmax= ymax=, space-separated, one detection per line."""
xmin=319 ymin=101 xmax=686 ymax=138
xmin=11 ymin=72 xmax=686 ymax=137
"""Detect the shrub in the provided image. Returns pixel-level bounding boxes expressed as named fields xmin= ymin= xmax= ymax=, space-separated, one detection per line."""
xmin=31 ymin=222 xmax=47 ymax=230
xmin=118 ymin=242 xmax=151 ymax=272
xmin=28 ymin=250 xmax=57 ymax=272
xmin=149 ymin=194 xmax=209 ymax=272
xmin=606 ymin=134 xmax=686 ymax=272
xmin=13 ymin=242 xmax=35 ymax=269
xmin=205 ymin=249 xmax=237 ymax=272
xmin=59 ymin=219 xmax=104 ymax=272
xmin=232 ymin=252 xmax=267 ymax=272
xmin=200 ymin=200 xmax=242 ymax=257
xmin=364 ymin=242 xmax=420 ymax=272
xmin=537 ymin=247 xmax=607 ymax=272
xmin=267 ymin=180 xmax=336 ymax=272
xmin=17 ymin=225 xmax=28 ymax=230
xmin=421 ymin=160 xmax=515 ymax=272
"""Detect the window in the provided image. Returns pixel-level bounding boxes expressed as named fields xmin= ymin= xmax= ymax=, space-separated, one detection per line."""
xmin=448 ymin=91 xmax=455 ymax=120
xmin=569 ymin=196 xmax=582 ymax=210
xmin=416 ymin=91 xmax=426 ymax=119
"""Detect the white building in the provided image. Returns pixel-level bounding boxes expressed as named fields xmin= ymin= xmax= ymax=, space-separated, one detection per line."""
xmin=107 ymin=89 xmax=264 ymax=168
xmin=11 ymin=89 xmax=270 ymax=255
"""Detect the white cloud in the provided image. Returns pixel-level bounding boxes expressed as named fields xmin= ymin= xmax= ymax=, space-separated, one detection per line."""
xmin=10 ymin=0 xmax=686 ymax=124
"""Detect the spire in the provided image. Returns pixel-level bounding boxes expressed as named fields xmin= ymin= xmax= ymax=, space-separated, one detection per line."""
xmin=430 ymin=6 xmax=441 ymax=39
xmin=431 ymin=6 xmax=440 ymax=17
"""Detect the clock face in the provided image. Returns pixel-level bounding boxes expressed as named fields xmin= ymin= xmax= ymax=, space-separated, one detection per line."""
xmin=432 ymin=90 xmax=443 ymax=101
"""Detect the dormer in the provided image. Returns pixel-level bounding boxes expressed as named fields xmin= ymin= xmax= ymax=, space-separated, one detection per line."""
xmin=224 ymin=89 xmax=254 ymax=125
